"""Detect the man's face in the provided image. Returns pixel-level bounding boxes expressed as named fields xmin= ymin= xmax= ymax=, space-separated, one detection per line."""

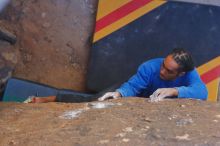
xmin=160 ymin=55 xmax=182 ymax=80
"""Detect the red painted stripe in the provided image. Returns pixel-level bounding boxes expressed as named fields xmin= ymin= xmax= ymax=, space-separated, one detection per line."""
xmin=201 ymin=65 xmax=220 ymax=84
xmin=95 ymin=0 xmax=152 ymax=32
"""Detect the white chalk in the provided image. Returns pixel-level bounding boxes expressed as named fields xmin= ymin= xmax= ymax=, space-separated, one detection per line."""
xmin=88 ymin=102 xmax=121 ymax=109
xmin=59 ymin=109 xmax=83 ymax=119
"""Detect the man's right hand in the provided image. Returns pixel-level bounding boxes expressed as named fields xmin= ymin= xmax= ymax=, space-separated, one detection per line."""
xmin=98 ymin=92 xmax=122 ymax=101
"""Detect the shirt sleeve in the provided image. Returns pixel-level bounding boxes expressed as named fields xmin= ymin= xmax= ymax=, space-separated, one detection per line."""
xmin=116 ymin=63 xmax=151 ymax=97
xmin=175 ymin=69 xmax=208 ymax=100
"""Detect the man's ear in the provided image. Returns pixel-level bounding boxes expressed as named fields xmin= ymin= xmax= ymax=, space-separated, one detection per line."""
xmin=178 ymin=72 xmax=185 ymax=77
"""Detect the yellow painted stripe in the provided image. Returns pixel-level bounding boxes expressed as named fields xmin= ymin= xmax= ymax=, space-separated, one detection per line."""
xmin=207 ymin=78 xmax=219 ymax=102
xmin=93 ymin=0 xmax=166 ymax=42
xmin=197 ymin=56 xmax=220 ymax=75
xmin=96 ymin=0 xmax=132 ymax=20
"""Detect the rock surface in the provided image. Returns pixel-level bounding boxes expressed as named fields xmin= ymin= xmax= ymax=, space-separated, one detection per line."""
xmin=0 ymin=0 xmax=98 ymax=91
xmin=1 ymin=98 xmax=220 ymax=146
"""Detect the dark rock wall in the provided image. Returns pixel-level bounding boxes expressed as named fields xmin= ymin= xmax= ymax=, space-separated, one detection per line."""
xmin=0 ymin=40 xmax=18 ymax=95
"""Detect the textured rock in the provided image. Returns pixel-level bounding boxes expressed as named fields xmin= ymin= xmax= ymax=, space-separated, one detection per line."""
xmin=1 ymin=98 xmax=220 ymax=146
xmin=0 ymin=0 xmax=98 ymax=91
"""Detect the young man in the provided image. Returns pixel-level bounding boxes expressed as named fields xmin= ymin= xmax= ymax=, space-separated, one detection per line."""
xmin=29 ymin=48 xmax=207 ymax=103
xmin=98 ymin=48 xmax=208 ymax=102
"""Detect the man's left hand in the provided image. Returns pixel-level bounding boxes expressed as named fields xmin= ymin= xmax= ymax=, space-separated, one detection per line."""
xmin=150 ymin=88 xmax=178 ymax=102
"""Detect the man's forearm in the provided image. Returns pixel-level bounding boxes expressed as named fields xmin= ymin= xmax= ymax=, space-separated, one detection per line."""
xmin=172 ymin=88 xmax=178 ymax=96
xmin=175 ymin=84 xmax=208 ymax=100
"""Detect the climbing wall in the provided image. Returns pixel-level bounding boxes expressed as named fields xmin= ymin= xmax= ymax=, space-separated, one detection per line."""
xmin=87 ymin=0 xmax=220 ymax=101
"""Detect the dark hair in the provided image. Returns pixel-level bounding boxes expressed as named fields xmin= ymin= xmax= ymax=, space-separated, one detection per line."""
xmin=170 ymin=48 xmax=194 ymax=72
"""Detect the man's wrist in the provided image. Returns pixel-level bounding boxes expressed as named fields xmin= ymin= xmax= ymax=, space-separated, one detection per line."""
xmin=115 ymin=91 xmax=122 ymax=98
xmin=172 ymin=88 xmax=178 ymax=96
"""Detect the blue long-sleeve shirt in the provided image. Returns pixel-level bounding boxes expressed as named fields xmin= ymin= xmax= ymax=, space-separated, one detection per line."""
xmin=116 ymin=58 xmax=208 ymax=100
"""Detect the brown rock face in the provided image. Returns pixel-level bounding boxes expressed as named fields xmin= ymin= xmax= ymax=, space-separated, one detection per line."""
xmin=0 ymin=98 xmax=220 ymax=146
xmin=0 ymin=0 xmax=98 ymax=91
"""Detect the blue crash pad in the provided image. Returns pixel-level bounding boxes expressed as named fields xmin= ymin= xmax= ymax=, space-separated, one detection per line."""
xmin=2 ymin=78 xmax=58 ymax=102
xmin=2 ymin=78 xmax=94 ymax=102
